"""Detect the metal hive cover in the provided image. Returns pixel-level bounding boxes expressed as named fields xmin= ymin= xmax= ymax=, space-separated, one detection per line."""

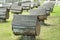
xmin=30 ymin=6 xmax=46 ymax=15
xmin=12 ymin=14 xmax=37 ymax=27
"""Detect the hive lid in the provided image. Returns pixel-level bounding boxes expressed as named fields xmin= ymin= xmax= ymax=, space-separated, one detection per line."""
xmin=12 ymin=14 xmax=37 ymax=27
xmin=10 ymin=5 xmax=22 ymax=10
xmin=30 ymin=6 xmax=46 ymax=15
xmin=0 ymin=3 xmax=11 ymax=9
xmin=43 ymin=2 xmax=54 ymax=8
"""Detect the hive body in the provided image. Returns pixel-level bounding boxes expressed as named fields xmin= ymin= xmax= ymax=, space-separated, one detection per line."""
xmin=12 ymin=15 xmax=40 ymax=36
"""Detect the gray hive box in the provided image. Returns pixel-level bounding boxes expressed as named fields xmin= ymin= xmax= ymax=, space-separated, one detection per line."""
xmin=12 ymin=2 xmax=18 ymax=6
xmin=30 ymin=6 xmax=47 ymax=20
xmin=18 ymin=2 xmax=22 ymax=6
xmin=27 ymin=2 xmax=35 ymax=9
xmin=12 ymin=14 xmax=40 ymax=36
xmin=0 ymin=6 xmax=9 ymax=21
xmin=10 ymin=3 xmax=22 ymax=14
xmin=30 ymin=2 xmax=35 ymax=8
xmin=39 ymin=6 xmax=50 ymax=16
xmin=2 ymin=3 xmax=11 ymax=9
xmin=0 ymin=7 xmax=6 ymax=19
xmin=3 ymin=4 xmax=11 ymax=19
xmin=45 ymin=2 xmax=55 ymax=9
xmin=0 ymin=3 xmax=11 ymax=19
xmin=34 ymin=1 xmax=40 ymax=8
xmin=47 ymin=2 xmax=55 ymax=12
xmin=42 ymin=4 xmax=51 ymax=16
xmin=43 ymin=3 xmax=51 ymax=11
xmin=30 ymin=6 xmax=46 ymax=15
xmin=43 ymin=2 xmax=55 ymax=12
xmin=21 ymin=1 xmax=31 ymax=10
xmin=2 ymin=3 xmax=11 ymax=19
xmin=48 ymin=2 xmax=55 ymax=8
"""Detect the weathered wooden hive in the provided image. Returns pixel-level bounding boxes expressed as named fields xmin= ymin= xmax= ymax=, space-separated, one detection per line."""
xmin=43 ymin=2 xmax=55 ymax=12
xmin=30 ymin=6 xmax=47 ymax=21
xmin=21 ymin=1 xmax=31 ymax=10
xmin=2 ymin=3 xmax=11 ymax=19
xmin=47 ymin=2 xmax=55 ymax=12
xmin=12 ymin=14 xmax=40 ymax=36
xmin=10 ymin=2 xmax=22 ymax=14
xmin=0 ymin=6 xmax=8 ymax=21
xmin=34 ymin=0 xmax=40 ymax=8
xmin=38 ymin=6 xmax=51 ymax=16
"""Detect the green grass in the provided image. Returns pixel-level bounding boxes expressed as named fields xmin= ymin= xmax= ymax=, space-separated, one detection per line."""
xmin=51 ymin=6 xmax=60 ymax=16
xmin=39 ymin=6 xmax=60 ymax=40
xmin=0 ymin=6 xmax=60 ymax=40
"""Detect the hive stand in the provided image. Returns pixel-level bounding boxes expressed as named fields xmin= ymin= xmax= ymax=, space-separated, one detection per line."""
xmin=12 ymin=14 xmax=40 ymax=40
xmin=30 ymin=6 xmax=47 ymax=25
xmin=21 ymin=35 xmax=36 ymax=40
xmin=10 ymin=2 xmax=23 ymax=14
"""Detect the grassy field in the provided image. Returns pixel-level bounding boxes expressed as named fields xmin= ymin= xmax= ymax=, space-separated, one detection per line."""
xmin=0 ymin=6 xmax=60 ymax=40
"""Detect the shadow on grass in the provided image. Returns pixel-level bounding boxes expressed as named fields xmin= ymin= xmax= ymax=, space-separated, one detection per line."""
xmin=51 ymin=12 xmax=56 ymax=13
xmin=16 ymin=36 xmax=22 ymax=40
xmin=41 ymin=23 xmax=56 ymax=26
xmin=0 ymin=20 xmax=11 ymax=23
xmin=37 ymin=38 xmax=45 ymax=40
xmin=16 ymin=36 xmax=45 ymax=40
